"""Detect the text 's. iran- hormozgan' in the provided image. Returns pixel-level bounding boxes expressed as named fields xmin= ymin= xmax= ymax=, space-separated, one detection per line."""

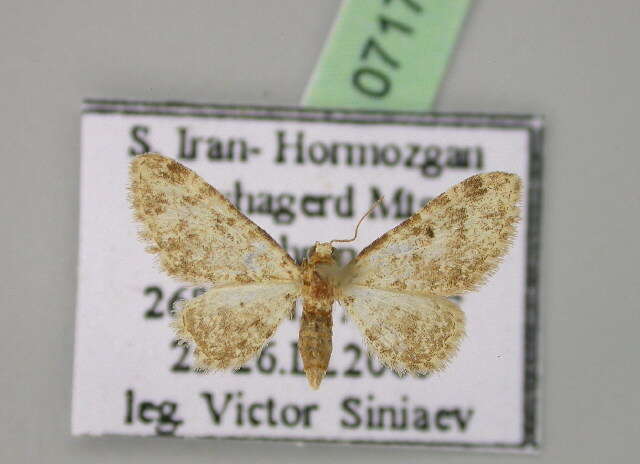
xmin=128 ymin=153 xmax=521 ymax=390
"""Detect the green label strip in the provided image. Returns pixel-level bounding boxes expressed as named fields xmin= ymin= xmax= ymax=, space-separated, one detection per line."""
xmin=303 ymin=0 xmax=471 ymax=111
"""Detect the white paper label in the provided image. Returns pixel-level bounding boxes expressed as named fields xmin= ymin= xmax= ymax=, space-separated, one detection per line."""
xmin=73 ymin=101 xmax=542 ymax=451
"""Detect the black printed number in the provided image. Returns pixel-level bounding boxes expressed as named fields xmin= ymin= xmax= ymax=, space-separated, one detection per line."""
xmin=343 ymin=343 xmax=363 ymax=377
xmin=143 ymin=286 xmax=164 ymax=318
xmin=352 ymin=67 xmax=391 ymax=98
xmin=350 ymin=1 xmax=421 ymax=99
xmin=170 ymin=340 xmax=190 ymax=372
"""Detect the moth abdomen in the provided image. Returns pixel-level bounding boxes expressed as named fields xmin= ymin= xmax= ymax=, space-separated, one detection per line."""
xmin=299 ymin=307 xmax=333 ymax=390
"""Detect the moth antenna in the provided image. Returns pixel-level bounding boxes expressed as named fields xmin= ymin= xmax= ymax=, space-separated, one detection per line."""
xmin=330 ymin=197 xmax=384 ymax=245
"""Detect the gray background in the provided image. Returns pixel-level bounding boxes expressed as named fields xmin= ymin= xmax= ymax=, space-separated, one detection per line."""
xmin=1 ymin=0 xmax=638 ymax=462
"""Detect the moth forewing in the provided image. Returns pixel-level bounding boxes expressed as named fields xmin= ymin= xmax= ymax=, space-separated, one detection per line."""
xmin=346 ymin=172 xmax=522 ymax=297
xmin=128 ymin=153 xmax=301 ymax=286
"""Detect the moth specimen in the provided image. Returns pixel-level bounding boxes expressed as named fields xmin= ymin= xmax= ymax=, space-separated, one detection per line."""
xmin=129 ymin=153 xmax=521 ymax=389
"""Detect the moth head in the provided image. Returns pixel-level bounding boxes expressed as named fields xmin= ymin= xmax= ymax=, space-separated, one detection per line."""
xmin=308 ymin=242 xmax=335 ymax=264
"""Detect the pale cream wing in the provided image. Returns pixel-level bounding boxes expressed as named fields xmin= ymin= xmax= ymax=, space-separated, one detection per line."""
xmin=129 ymin=153 xmax=300 ymax=285
xmin=341 ymin=286 xmax=465 ymax=374
xmin=345 ymin=172 xmax=521 ymax=296
xmin=173 ymin=282 xmax=298 ymax=370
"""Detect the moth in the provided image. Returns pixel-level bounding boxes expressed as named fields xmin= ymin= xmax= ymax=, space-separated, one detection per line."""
xmin=129 ymin=153 xmax=521 ymax=389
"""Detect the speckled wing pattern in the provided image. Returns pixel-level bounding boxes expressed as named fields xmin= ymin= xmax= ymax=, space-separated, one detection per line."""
xmin=129 ymin=154 xmax=301 ymax=370
xmin=341 ymin=286 xmax=465 ymax=374
xmin=340 ymin=172 xmax=522 ymax=374
xmin=129 ymin=153 xmax=300 ymax=286
xmin=173 ymin=282 xmax=298 ymax=370
xmin=344 ymin=172 xmax=522 ymax=296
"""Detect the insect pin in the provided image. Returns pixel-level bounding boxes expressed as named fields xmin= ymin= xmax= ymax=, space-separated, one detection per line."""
xmin=129 ymin=153 xmax=521 ymax=389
